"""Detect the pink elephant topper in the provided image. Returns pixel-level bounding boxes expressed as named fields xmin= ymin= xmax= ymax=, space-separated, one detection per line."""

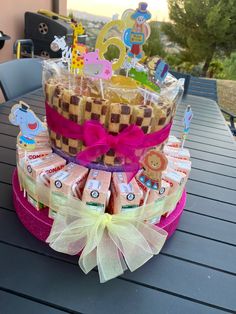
xmin=83 ymin=49 xmax=112 ymax=80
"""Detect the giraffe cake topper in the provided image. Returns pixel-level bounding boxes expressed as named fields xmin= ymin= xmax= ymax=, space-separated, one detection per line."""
xmin=70 ymin=22 xmax=88 ymax=74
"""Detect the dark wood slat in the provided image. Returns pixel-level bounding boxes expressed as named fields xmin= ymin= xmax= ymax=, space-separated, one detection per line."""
xmin=191 ymin=158 xmax=236 ymax=178
xmin=0 ymin=208 xmax=235 ymax=276
xmin=0 ymin=183 xmax=13 ymax=209
xmin=163 ymin=231 xmax=236 ymax=274
xmin=0 ymin=134 xmax=17 ymax=150
xmin=0 ymin=164 xmax=14 ymax=184
xmin=179 ymin=211 xmax=236 ymax=245
xmin=175 ymin=112 xmax=226 ymax=126
xmin=188 ymin=148 xmax=236 ymax=168
xmin=186 ymin=180 xmax=236 ymax=205
xmin=172 ymin=125 xmax=233 ymax=143
xmin=0 ymin=290 xmax=67 ymax=314
xmin=0 ymin=147 xmax=16 ymax=166
xmin=172 ymin=130 xmax=236 ymax=151
xmin=189 ymin=168 xmax=236 ymax=190
xmin=173 ymin=120 xmax=230 ymax=136
xmin=0 ymin=243 xmax=227 ymax=314
xmin=185 ymin=194 xmax=236 ymax=223
xmin=123 ymin=255 xmax=236 ymax=312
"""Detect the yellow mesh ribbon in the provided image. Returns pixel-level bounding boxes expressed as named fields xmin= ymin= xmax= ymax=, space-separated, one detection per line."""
xmin=18 ymin=165 xmax=184 ymax=283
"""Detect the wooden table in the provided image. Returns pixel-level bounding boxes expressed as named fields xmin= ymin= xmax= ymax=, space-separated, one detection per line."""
xmin=0 ymin=89 xmax=236 ymax=314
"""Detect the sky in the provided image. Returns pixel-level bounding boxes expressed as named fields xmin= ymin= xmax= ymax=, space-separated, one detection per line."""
xmin=67 ymin=0 xmax=169 ymax=21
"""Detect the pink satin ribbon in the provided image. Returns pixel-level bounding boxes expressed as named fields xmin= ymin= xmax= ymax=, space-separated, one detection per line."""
xmin=46 ymin=102 xmax=172 ymax=174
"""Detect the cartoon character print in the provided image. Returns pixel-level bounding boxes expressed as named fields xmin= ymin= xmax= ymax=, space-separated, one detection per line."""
xmin=83 ymin=49 xmax=112 ymax=80
xmin=9 ymin=101 xmax=46 ymax=150
xmin=50 ymin=36 xmax=72 ymax=62
xmin=139 ymin=150 xmax=168 ymax=190
xmin=123 ymin=2 xmax=151 ymax=60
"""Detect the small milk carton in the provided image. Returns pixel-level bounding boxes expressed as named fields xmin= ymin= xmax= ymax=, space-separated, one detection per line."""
xmin=82 ymin=169 xmax=111 ymax=212
xmin=24 ymin=153 xmax=66 ymax=210
xmin=111 ymin=172 xmax=143 ymax=214
xmin=49 ymin=163 xmax=89 ymax=218
xmin=164 ymin=146 xmax=190 ymax=160
xmin=162 ymin=169 xmax=186 ymax=193
xmin=167 ymin=156 xmax=191 ymax=179
xmin=166 ymin=135 xmax=181 ymax=148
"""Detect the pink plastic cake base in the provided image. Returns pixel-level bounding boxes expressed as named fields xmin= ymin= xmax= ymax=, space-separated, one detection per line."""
xmin=12 ymin=169 xmax=186 ymax=243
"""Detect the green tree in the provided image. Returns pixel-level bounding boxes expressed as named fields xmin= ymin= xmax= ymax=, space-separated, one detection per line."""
xmin=162 ymin=0 xmax=236 ymax=76
xmin=221 ymin=53 xmax=236 ymax=80
xmin=143 ymin=21 xmax=166 ymax=58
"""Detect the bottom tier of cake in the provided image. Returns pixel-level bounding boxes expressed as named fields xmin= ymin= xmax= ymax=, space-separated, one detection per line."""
xmin=12 ymin=169 xmax=186 ymax=243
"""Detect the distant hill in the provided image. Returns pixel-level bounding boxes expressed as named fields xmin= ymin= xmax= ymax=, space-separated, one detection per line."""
xmin=71 ymin=10 xmax=111 ymax=23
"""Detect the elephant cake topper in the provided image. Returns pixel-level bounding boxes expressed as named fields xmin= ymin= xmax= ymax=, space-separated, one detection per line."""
xmin=9 ymin=101 xmax=46 ymax=150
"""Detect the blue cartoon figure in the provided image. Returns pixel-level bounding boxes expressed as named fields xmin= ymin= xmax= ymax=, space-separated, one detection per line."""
xmin=9 ymin=101 xmax=46 ymax=150
xmin=123 ymin=2 xmax=151 ymax=60
xmin=154 ymin=59 xmax=169 ymax=83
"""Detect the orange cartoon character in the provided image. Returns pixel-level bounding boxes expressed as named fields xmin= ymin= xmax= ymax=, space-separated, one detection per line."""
xmin=138 ymin=150 xmax=168 ymax=190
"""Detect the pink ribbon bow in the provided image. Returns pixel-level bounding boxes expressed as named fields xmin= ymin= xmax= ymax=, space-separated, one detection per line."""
xmin=77 ymin=121 xmax=145 ymax=169
xmin=45 ymin=102 xmax=172 ymax=179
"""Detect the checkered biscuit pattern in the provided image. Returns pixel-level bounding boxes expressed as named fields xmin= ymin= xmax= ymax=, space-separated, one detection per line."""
xmin=82 ymin=97 xmax=109 ymax=162
xmin=48 ymin=84 xmax=65 ymax=150
xmin=104 ymin=103 xmax=132 ymax=166
xmin=151 ymin=103 xmax=167 ymax=132
xmin=60 ymin=90 xmax=85 ymax=156
xmin=84 ymin=97 xmax=109 ymax=126
xmin=157 ymin=97 xmax=173 ymax=125
xmin=44 ymin=79 xmax=59 ymax=105
xmin=131 ymin=105 xmax=153 ymax=134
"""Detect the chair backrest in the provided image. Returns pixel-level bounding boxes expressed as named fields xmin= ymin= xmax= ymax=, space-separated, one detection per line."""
xmin=0 ymin=58 xmax=42 ymax=101
xmin=169 ymin=70 xmax=191 ymax=96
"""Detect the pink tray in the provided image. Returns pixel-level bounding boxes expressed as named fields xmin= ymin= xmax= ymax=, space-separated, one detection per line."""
xmin=12 ymin=169 xmax=186 ymax=243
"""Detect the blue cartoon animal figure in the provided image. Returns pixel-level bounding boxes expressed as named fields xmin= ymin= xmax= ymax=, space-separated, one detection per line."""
xmin=9 ymin=101 xmax=46 ymax=150
xmin=154 ymin=59 xmax=169 ymax=83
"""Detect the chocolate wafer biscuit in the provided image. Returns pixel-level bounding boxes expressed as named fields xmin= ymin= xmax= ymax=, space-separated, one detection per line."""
xmin=60 ymin=90 xmax=85 ymax=156
xmin=131 ymin=105 xmax=153 ymax=134
xmin=151 ymin=104 xmax=167 ymax=132
xmin=104 ymin=103 xmax=132 ymax=166
xmin=44 ymin=79 xmax=59 ymax=105
xmin=84 ymin=97 xmax=109 ymax=126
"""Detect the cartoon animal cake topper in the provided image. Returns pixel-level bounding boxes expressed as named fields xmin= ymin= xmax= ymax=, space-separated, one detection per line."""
xmin=147 ymin=56 xmax=169 ymax=84
xmin=9 ymin=101 xmax=46 ymax=150
xmin=154 ymin=59 xmax=169 ymax=84
xmin=70 ymin=22 xmax=87 ymax=73
xmin=138 ymin=150 xmax=168 ymax=190
xmin=181 ymin=105 xmax=193 ymax=148
xmin=50 ymin=36 xmax=72 ymax=63
xmin=83 ymin=49 xmax=112 ymax=80
xmin=123 ymin=2 xmax=151 ymax=60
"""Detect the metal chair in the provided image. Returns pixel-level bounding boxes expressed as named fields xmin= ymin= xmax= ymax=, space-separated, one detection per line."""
xmin=0 ymin=58 xmax=42 ymax=101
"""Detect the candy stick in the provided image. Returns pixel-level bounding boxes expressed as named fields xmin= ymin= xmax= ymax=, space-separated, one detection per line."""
xmin=100 ymin=79 xmax=104 ymax=99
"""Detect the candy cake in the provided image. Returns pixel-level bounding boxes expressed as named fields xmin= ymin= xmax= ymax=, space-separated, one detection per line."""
xmin=11 ymin=2 xmax=193 ymax=283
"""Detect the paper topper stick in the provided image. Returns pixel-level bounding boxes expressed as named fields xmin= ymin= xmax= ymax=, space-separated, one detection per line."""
xmin=138 ymin=150 xmax=168 ymax=206
xmin=181 ymin=105 xmax=193 ymax=148
xmin=154 ymin=59 xmax=169 ymax=84
xmin=9 ymin=101 xmax=46 ymax=150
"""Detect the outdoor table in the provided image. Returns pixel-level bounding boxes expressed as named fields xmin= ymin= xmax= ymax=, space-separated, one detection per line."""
xmin=0 ymin=89 xmax=236 ymax=314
